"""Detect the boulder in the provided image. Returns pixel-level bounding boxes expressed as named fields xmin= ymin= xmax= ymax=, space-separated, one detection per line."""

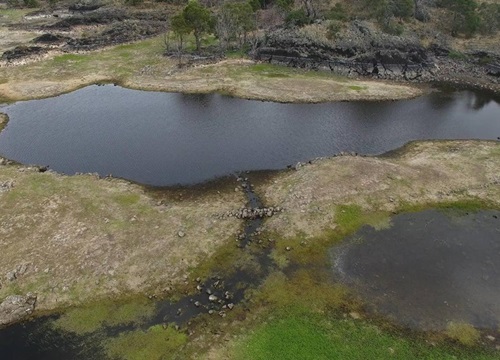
xmin=0 ymin=293 xmax=37 ymax=327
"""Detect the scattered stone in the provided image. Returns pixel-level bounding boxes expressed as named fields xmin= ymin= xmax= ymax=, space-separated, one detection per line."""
xmin=208 ymin=294 xmax=218 ymax=302
xmin=285 ymin=246 xmax=291 ymax=251
xmin=227 ymin=303 xmax=234 ymax=310
xmin=486 ymin=335 xmax=496 ymax=342
xmin=349 ymin=311 xmax=361 ymax=320
xmin=0 ymin=180 xmax=14 ymax=192
xmin=208 ymin=309 xmax=215 ymax=315
xmin=177 ymin=231 xmax=185 ymax=238
xmin=6 ymin=271 xmax=16 ymax=282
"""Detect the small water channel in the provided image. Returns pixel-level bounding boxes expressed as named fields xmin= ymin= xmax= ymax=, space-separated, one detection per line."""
xmin=331 ymin=210 xmax=500 ymax=331
xmin=0 ymin=85 xmax=499 ymax=185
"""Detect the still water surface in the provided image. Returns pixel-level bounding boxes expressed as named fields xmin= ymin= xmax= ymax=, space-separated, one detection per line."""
xmin=0 ymin=85 xmax=499 ymax=185
xmin=331 ymin=210 xmax=500 ymax=330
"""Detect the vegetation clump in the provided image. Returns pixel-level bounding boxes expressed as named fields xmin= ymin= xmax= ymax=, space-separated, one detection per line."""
xmin=104 ymin=324 xmax=188 ymax=360
xmin=446 ymin=322 xmax=481 ymax=346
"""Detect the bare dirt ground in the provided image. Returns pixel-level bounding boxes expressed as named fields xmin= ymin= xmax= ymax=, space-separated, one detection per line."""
xmin=0 ymin=140 xmax=498 ymax=316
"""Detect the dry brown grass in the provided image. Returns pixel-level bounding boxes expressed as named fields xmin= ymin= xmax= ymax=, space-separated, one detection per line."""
xmin=0 ymin=164 xmax=245 ymax=311
xmin=257 ymin=141 xmax=500 ymax=238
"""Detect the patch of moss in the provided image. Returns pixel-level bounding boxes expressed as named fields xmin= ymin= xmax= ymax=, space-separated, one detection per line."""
xmin=113 ymin=193 xmax=141 ymax=206
xmin=335 ymin=204 xmax=391 ymax=235
xmin=53 ymin=299 xmax=156 ymax=335
xmin=348 ymin=85 xmax=365 ymax=91
xmin=248 ymin=268 xmax=349 ymax=314
xmin=104 ymin=324 xmax=187 ymax=360
xmin=446 ymin=322 xmax=480 ymax=346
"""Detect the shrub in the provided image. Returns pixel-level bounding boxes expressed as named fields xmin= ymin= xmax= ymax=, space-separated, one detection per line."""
xmin=285 ymin=9 xmax=311 ymax=28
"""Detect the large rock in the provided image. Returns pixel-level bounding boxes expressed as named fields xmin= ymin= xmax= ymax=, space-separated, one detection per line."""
xmin=0 ymin=293 xmax=37 ymax=327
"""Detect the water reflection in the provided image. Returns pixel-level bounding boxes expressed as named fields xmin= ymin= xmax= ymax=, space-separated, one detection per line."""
xmin=0 ymin=86 xmax=499 ymax=186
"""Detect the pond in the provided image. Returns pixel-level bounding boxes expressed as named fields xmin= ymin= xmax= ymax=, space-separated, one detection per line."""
xmin=0 ymin=85 xmax=499 ymax=185
xmin=331 ymin=210 xmax=500 ymax=330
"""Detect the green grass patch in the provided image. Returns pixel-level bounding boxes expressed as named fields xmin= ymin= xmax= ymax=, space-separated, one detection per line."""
xmin=104 ymin=324 xmax=187 ymax=360
xmin=233 ymin=312 xmax=496 ymax=360
xmin=335 ymin=204 xmax=391 ymax=235
xmin=113 ymin=193 xmax=141 ymax=206
xmin=53 ymin=299 xmax=156 ymax=335
xmin=0 ymin=8 xmax=33 ymax=23
xmin=348 ymin=85 xmax=365 ymax=91
xmin=51 ymin=53 xmax=89 ymax=65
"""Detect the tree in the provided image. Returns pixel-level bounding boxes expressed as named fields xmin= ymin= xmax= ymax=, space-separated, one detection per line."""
xmin=276 ymin=0 xmax=294 ymax=13
xmin=216 ymin=1 xmax=256 ymax=50
xmin=170 ymin=13 xmax=191 ymax=56
xmin=440 ymin=0 xmax=481 ymax=36
xmin=391 ymin=0 xmax=413 ymax=19
xmin=478 ymin=3 xmax=500 ymax=34
xmin=183 ymin=0 xmax=213 ymax=51
xmin=413 ymin=0 xmax=430 ymax=22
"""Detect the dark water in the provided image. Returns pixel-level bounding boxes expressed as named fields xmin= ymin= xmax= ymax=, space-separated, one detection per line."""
xmin=0 ymin=86 xmax=499 ymax=185
xmin=0 ymin=178 xmax=272 ymax=359
xmin=331 ymin=210 xmax=500 ymax=330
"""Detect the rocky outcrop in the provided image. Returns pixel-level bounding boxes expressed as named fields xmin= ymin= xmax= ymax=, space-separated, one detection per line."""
xmin=254 ymin=21 xmax=500 ymax=88
xmin=1 ymin=46 xmax=48 ymax=62
xmin=33 ymin=33 xmax=70 ymax=44
xmin=255 ymin=21 xmax=429 ymax=66
xmin=0 ymin=293 xmax=37 ymax=327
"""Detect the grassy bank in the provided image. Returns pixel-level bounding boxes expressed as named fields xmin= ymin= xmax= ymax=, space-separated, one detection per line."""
xmin=0 ymin=163 xmax=245 ymax=312
xmin=0 ymin=35 xmax=424 ymax=103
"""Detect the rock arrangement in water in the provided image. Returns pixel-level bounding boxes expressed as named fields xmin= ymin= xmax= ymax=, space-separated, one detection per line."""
xmin=217 ymin=206 xmax=283 ymax=220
